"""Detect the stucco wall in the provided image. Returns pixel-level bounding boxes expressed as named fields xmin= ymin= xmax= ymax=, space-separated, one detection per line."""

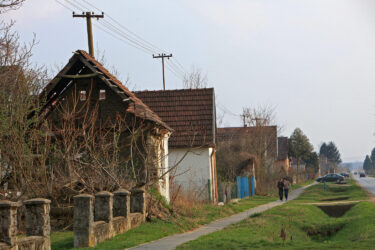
xmin=169 ymin=148 xmax=214 ymax=201
xmin=158 ymin=134 xmax=170 ymax=202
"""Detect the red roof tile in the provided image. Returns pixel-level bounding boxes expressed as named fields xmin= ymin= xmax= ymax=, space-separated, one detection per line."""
xmin=135 ymin=88 xmax=216 ymax=148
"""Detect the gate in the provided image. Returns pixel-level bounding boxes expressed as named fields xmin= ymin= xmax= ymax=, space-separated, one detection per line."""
xmin=236 ymin=176 xmax=250 ymax=199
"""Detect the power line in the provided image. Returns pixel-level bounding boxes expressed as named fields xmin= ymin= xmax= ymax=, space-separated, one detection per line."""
xmin=58 ymin=0 xmax=189 ymax=82
xmin=167 ymin=60 xmax=186 ymax=76
xmin=93 ymin=22 xmax=151 ymax=55
xmin=55 ymin=0 xmax=74 ymax=12
xmin=98 ymin=20 xmax=155 ymax=54
xmin=81 ymin=0 xmax=167 ymax=54
xmin=77 ymin=0 xmax=188 ymax=77
xmin=64 ymin=0 xmax=84 ymax=11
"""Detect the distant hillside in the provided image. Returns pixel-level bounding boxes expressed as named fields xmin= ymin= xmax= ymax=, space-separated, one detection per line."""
xmin=340 ymin=161 xmax=363 ymax=170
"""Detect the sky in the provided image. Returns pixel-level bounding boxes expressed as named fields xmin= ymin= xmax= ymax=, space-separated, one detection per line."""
xmin=4 ymin=0 xmax=375 ymax=162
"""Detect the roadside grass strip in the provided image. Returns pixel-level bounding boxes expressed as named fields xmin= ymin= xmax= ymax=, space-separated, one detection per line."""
xmin=51 ymin=195 xmax=277 ymax=249
xmin=177 ymin=180 xmax=375 ymax=249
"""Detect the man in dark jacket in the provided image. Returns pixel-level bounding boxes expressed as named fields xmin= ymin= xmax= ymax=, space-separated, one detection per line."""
xmin=277 ymin=178 xmax=284 ymax=201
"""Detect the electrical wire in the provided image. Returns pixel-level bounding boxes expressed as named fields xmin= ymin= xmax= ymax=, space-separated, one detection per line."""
xmin=64 ymin=0 xmax=84 ymax=12
xmin=55 ymin=0 xmax=74 ymax=12
xmin=59 ymin=0 xmax=189 ymax=81
xmin=81 ymin=0 xmax=168 ymax=54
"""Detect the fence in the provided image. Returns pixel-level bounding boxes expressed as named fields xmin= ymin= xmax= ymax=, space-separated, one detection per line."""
xmin=218 ymin=176 xmax=256 ymax=202
xmin=0 ymin=199 xmax=51 ymax=250
xmin=236 ymin=177 xmax=250 ymax=199
xmin=74 ymin=188 xmax=146 ymax=248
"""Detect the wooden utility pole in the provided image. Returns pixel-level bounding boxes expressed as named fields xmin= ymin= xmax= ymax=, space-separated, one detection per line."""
xmin=73 ymin=12 xmax=104 ymax=57
xmin=153 ymin=53 xmax=172 ymax=90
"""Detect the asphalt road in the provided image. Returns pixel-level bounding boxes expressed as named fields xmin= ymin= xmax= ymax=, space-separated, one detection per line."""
xmin=354 ymin=175 xmax=375 ymax=196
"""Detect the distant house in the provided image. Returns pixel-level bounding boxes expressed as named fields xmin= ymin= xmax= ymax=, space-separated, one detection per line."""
xmin=135 ymin=88 xmax=217 ymax=202
xmin=39 ymin=50 xmax=172 ymax=201
xmin=217 ymin=125 xmax=278 ymax=164
xmin=274 ymin=137 xmax=290 ymax=174
xmin=289 ymin=158 xmax=306 ymax=171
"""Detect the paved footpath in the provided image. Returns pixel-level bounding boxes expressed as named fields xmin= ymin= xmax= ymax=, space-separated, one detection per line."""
xmin=129 ymin=183 xmax=316 ymax=250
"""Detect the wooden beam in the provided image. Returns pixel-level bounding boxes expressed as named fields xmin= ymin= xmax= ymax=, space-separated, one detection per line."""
xmin=59 ymin=72 xmax=102 ymax=79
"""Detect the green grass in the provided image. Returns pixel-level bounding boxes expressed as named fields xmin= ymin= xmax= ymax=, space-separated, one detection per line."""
xmin=177 ymin=180 xmax=375 ymax=249
xmin=51 ymin=194 xmax=279 ymax=249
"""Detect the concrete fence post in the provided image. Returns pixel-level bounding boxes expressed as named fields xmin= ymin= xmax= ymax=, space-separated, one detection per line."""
xmin=94 ymin=191 xmax=113 ymax=222
xmin=24 ymin=198 xmax=51 ymax=237
xmin=0 ymin=201 xmax=18 ymax=246
xmin=74 ymin=194 xmax=94 ymax=248
xmin=130 ymin=189 xmax=145 ymax=215
xmin=113 ymin=189 xmax=130 ymax=218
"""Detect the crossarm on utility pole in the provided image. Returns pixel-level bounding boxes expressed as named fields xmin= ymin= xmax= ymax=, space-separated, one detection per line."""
xmin=73 ymin=12 xmax=104 ymax=57
xmin=153 ymin=53 xmax=172 ymax=90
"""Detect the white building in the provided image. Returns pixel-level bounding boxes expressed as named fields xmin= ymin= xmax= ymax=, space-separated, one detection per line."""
xmin=136 ymin=88 xmax=218 ymax=202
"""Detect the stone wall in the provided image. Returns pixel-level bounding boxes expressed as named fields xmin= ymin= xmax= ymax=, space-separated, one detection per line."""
xmin=73 ymin=188 xmax=146 ymax=248
xmin=0 ymin=199 xmax=51 ymax=250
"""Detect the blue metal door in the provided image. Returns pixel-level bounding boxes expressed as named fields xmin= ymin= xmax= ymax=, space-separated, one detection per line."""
xmin=236 ymin=176 xmax=250 ymax=199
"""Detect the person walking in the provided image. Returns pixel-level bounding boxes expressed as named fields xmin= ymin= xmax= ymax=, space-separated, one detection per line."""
xmin=283 ymin=178 xmax=290 ymax=201
xmin=277 ymin=178 xmax=284 ymax=201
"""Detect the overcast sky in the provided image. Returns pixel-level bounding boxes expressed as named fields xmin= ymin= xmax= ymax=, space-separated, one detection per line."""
xmin=5 ymin=0 xmax=375 ymax=162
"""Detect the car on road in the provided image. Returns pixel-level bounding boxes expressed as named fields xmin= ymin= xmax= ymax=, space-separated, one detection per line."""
xmin=316 ymin=173 xmax=344 ymax=183
xmin=360 ymin=173 xmax=366 ymax=178
xmin=340 ymin=172 xmax=349 ymax=178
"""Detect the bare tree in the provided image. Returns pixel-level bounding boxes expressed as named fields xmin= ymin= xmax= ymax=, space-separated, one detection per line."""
xmin=0 ymin=20 xmax=50 ymax=199
xmin=241 ymin=105 xmax=276 ymax=127
xmin=0 ymin=0 xmax=25 ymax=13
xmin=182 ymin=66 xmax=208 ymax=89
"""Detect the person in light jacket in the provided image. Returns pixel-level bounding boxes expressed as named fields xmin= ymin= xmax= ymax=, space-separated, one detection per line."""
xmin=283 ymin=178 xmax=290 ymax=201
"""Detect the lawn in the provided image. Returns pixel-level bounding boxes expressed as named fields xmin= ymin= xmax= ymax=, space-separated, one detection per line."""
xmin=51 ymin=193 xmax=278 ymax=249
xmin=177 ymin=180 xmax=375 ymax=249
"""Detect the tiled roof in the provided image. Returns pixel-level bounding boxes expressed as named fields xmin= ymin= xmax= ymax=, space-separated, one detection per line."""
xmin=41 ymin=50 xmax=171 ymax=131
xmin=277 ymin=137 xmax=289 ymax=160
xmin=135 ymin=88 xmax=216 ymax=148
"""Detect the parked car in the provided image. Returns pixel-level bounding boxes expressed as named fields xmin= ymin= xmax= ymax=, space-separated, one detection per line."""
xmin=360 ymin=173 xmax=366 ymax=178
xmin=354 ymin=172 xmax=358 ymax=175
xmin=340 ymin=173 xmax=349 ymax=178
xmin=316 ymin=174 xmax=344 ymax=183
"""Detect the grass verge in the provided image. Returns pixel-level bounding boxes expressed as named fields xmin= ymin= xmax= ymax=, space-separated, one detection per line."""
xmin=51 ymin=194 xmax=277 ymax=249
xmin=177 ymin=179 xmax=375 ymax=249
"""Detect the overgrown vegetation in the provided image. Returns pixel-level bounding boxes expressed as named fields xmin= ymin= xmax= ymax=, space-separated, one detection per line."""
xmin=177 ymin=180 xmax=374 ymax=249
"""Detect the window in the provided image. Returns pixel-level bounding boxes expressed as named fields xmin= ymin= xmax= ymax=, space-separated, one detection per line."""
xmin=79 ymin=90 xmax=86 ymax=101
xmin=99 ymin=89 xmax=106 ymax=100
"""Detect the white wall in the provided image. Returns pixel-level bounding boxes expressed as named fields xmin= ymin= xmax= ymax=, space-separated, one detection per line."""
xmin=158 ymin=134 xmax=170 ymax=202
xmin=169 ymin=147 xmax=214 ymax=201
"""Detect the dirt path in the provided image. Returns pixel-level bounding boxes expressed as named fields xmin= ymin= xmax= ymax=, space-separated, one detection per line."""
xmin=128 ymin=183 xmax=317 ymax=250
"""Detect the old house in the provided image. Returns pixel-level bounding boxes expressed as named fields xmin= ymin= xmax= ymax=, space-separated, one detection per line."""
xmin=135 ymin=88 xmax=218 ymax=202
xmin=217 ymin=125 xmax=278 ymax=167
xmin=274 ymin=137 xmax=290 ymax=175
xmin=39 ymin=50 xmax=172 ymax=201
